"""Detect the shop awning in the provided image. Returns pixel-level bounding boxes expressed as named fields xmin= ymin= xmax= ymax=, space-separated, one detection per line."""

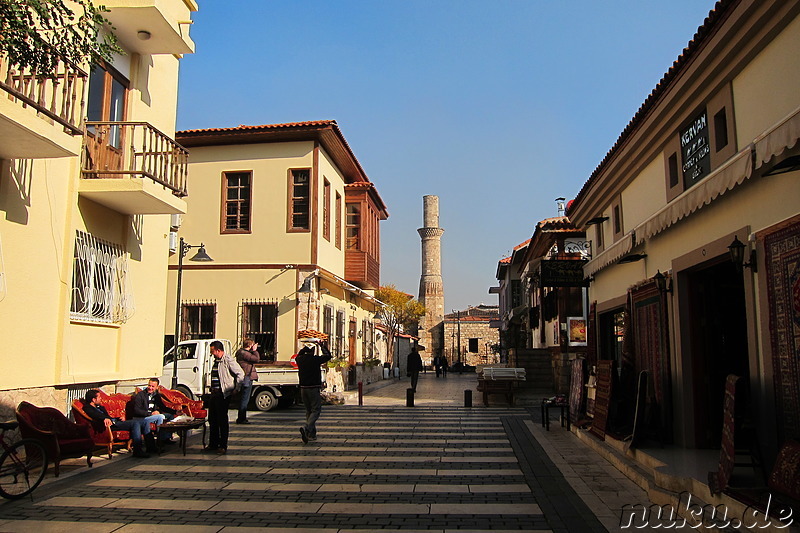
xmin=754 ymin=104 xmax=800 ymax=169
xmin=638 ymin=147 xmax=753 ymax=241
xmin=584 ymin=232 xmax=633 ymax=277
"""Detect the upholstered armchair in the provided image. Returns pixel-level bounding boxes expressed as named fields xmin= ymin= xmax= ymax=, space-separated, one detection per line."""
xmin=71 ymin=398 xmax=131 ymax=459
xmin=16 ymin=401 xmax=94 ymax=476
xmin=158 ymin=386 xmax=207 ymax=418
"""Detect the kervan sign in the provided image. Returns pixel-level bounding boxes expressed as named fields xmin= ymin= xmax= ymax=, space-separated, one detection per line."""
xmin=681 ymin=111 xmax=711 ymax=187
xmin=540 ymin=260 xmax=588 ymax=287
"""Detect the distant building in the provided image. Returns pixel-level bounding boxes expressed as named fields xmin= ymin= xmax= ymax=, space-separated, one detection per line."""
xmin=443 ymin=305 xmax=500 ymax=367
xmin=173 ymin=121 xmax=388 ymax=385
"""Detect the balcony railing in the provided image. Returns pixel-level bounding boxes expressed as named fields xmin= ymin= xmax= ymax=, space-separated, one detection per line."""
xmin=83 ymin=122 xmax=189 ymax=197
xmin=0 ymin=54 xmax=86 ymax=135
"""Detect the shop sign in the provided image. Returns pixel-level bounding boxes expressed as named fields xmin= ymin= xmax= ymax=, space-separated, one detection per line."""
xmin=681 ymin=111 xmax=711 ymax=187
xmin=540 ymin=260 xmax=588 ymax=287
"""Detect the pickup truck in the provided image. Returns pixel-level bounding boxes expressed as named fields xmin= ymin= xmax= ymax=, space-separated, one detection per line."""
xmin=160 ymin=338 xmax=303 ymax=411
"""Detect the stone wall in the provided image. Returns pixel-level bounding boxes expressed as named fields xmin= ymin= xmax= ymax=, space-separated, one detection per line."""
xmin=442 ymin=320 xmax=500 ymax=366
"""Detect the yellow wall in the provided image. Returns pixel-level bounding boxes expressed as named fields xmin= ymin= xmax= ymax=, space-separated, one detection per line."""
xmin=316 ymin=149 xmax=346 ymax=275
xmin=620 ymin=156 xmax=666 ymax=231
xmin=179 ymin=142 xmax=316 ymax=266
xmin=0 ymin=158 xmax=75 ymax=389
xmin=733 ymin=14 xmax=800 ymax=142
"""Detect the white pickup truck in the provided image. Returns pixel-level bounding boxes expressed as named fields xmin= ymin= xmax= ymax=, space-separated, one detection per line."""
xmin=161 ymin=338 xmax=303 ymax=411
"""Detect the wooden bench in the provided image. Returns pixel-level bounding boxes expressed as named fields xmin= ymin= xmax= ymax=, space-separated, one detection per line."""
xmin=476 ymin=368 xmax=526 ymax=406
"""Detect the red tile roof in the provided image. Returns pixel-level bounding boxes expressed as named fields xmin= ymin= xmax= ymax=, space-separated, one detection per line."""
xmin=176 ymin=120 xmax=374 ymax=187
xmin=513 ymin=239 xmax=531 ymax=251
xmin=537 ymin=216 xmax=577 ymax=233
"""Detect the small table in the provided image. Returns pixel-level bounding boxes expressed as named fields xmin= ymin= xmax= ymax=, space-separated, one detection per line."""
xmin=160 ymin=419 xmax=206 ymax=455
xmin=541 ymin=400 xmax=570 ymax=431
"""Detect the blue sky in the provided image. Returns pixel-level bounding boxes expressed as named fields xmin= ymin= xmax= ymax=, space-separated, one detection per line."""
xmin=176 ymin=0 xmax=717 ymax=312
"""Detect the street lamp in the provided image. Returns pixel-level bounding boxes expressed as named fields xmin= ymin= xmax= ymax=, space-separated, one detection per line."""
xmin=172 ymin=237 xmax=213 ymax=389
xmin=297 ymin=276 xmax=314 ymax=329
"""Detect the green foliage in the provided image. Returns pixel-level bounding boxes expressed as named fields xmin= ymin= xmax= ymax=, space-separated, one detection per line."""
xmin=325 ymin=357 xmax=349 ymax=369
xmin=363 ymin=357 xmax=382 ymax=367
xmin=375 ymin=284 xmax=426 ymax=366
xmin=0 ymin=0 xmax=121 ymax=75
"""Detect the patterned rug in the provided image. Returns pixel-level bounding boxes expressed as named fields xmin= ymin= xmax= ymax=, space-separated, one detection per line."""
xmin=763 ymin=218 xmax=800 ymax=441
xmin=631 ymin=281 xmax=672 ymax=440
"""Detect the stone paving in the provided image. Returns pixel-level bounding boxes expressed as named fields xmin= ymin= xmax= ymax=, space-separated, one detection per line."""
xmin=0 ymin=373 xmax=658 ymax=532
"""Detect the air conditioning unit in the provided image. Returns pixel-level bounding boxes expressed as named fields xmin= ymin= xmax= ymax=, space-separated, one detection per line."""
xmin=168 ymin=231 xmax=178 ymax=253
xmin=170 ymin=214 xmax=182 ymax=230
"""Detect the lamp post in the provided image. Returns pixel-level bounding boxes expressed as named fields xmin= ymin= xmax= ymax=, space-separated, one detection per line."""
xmin=172 ymin=237 xmax=213 ymax=389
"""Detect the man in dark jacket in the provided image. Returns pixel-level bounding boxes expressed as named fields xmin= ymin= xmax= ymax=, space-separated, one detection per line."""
xmin=83 ymin=389 xmax=150 ymax=458
xmin=235 ymin=339 xmax=260 ymax=424
xmin=295 ymin=339 xmax=332 ymax=444
xmin=407 ymin=346 xmax=423 ymax=392
xmin=133 ymin=378 xmax=176 ymax=450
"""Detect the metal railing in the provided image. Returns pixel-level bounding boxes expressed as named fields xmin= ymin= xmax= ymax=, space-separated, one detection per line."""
xmin=0 ymin=54 xmax=86 ymax=135
xmin=83 ymin=121 xmax=189 ymax=197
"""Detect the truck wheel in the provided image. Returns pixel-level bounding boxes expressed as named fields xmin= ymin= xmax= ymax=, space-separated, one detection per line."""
xmin=176 ymin=385 xmax=194 ymax=400
xmin=254 ymin=390 xmax=277 ymax=411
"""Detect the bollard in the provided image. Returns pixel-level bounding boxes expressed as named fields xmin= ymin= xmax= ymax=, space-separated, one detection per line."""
xmin=358 ymin=381 xmax=363 ymax=406
xmin=464 ymin=389 xmax=472 ymax=408
xmin=406 ymin=388 xmax=415 ymax=407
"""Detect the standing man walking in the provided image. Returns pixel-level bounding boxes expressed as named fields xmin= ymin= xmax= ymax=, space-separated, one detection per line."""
xmin=296 ymin=339 xmax=332 ymax=444
xmin=235 ymin=338 xmax=260 ymax=424
xmin=407 ymin=345 xmax=423 ymax=393
xmin=205 ymin=340 xmax=245 ymax=454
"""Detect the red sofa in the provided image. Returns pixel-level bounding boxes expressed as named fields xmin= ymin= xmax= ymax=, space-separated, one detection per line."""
xmin=157 ymin=386 xmax=207 ymax=419
xmin=16 ymin=401 xmax=94 ymax=476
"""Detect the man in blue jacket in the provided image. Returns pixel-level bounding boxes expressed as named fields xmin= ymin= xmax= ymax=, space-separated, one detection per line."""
xmin=295 ymin=339 xmax=332 ymax=444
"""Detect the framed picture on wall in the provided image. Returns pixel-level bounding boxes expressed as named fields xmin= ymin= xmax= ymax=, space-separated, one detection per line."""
xmin=568 ymin=317 xmax=587 ymax=346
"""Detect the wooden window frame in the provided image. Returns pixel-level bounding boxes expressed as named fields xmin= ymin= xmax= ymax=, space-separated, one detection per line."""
xmin=664 ymin=134 xmax=684 ymax=203
xmin=611 ymin=196 xmax=624 ymax=242
xmin=287 ymin=168 xmax=312 ymax=233
xmin=707 ymin=83 xmax=736 ymax=169
xmin=335 ymin=192 xmax=342 ymax=249
xmin=322 ymin=178 xmax=331 ymax=241
xmin=220 ymin=170 xmax=253 ymax=234
xmin=346 ymin=202 xmax=361 ymax=251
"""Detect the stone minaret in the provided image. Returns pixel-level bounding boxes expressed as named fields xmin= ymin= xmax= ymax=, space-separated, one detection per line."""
xmin=417 ymin=195 xmax=445 ymax=357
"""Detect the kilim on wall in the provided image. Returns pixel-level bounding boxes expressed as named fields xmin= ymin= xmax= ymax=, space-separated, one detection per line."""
xmin=763 ymin=218 xmax=800 ymax=441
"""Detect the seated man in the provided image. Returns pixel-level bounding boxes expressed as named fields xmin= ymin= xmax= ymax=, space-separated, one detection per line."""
xmin=133 ymin=377 xmax=176 ymax=450
xmin=82 ymin=389 xmax=150 ymax=458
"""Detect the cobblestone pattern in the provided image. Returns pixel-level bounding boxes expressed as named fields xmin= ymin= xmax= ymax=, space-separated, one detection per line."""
xmin=0 ymin=374 xmax=632 ymax=531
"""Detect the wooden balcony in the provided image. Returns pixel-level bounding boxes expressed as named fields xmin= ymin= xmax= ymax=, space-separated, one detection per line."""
xmin=345 ymin=250 xmax=380 ymax=289
xmin=0 ymin=54 xmax=86 ymax=159
xmin=80 ymin=122 xmax=188 ymax=215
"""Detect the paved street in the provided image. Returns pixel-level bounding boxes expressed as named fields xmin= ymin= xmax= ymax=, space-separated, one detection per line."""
xmin=0 ymin=374 xmax=654 ymax=532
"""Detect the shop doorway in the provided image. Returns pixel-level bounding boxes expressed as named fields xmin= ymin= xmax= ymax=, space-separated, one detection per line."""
xmin=684 ymin=260 xmax=749 ymax=448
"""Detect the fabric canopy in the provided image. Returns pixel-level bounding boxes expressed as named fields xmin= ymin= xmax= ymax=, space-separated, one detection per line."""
xmin=584 ymin=232 xmax=633 ymax=277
